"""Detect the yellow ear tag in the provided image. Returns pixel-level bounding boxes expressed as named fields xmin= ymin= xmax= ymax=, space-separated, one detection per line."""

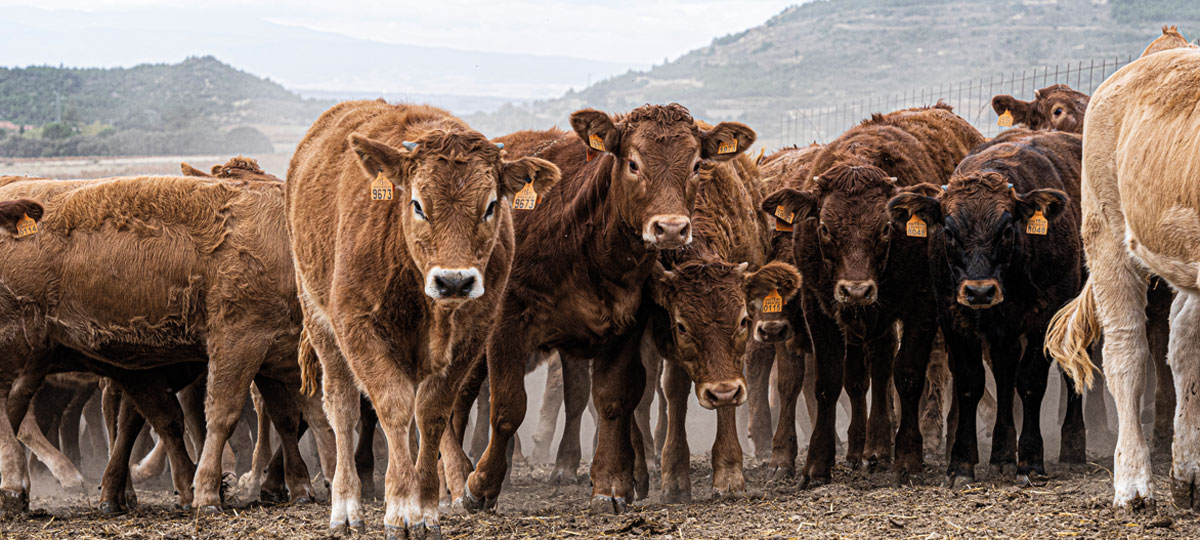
xmin=997 ymin=110 xmax=1014 ymax=128
xmin=906 ymin=214 xmax=927 ymax=237
xmin=763 ymin=288 xmax=783 ymax=314
xmin=512 ymin=179 xmax=538 ymax=211
xmin=775 ymin=220 xmax=794 ymax=232
xmin=15 ymin=213 xmax=37 ymax=238
xmin=370 ymin=172 xmax=393 ymax=201
xmin=1026 ymin=210 xmax=1048 ymax=235
xmin=718 ymin=139 xmax=738 ymax=154
xmin=588 ymin=133 xmax=605 ymax=152
xmin=773 ymin=205 xmax=795 ymax=224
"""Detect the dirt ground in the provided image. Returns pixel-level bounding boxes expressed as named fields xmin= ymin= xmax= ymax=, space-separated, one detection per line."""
xmin=2 ymin=452 xmax=1195 ymax=540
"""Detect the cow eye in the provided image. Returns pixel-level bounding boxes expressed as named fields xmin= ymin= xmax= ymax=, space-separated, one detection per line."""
xmin=817 ymin=223 xmax=832 ymax=243
xmin=482 ymin=200 xmax=496 ymax=222
xmin=739 ymin=315 xmax=750 ymax=329
xmin=676 ymin=322 xmax=687 ymax=336
xmin=411 ymin=200 xmax=428 ymax=221
xmin=693 ymin=161 xmax=701 ymax=174
xmin=629 ymin=160 xmax=639 ymax=174
xmin=1054 ymin=107 xmax=1064 ymax=116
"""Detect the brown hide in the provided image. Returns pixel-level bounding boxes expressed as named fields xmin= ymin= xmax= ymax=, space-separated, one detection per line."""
xmin=992 ymin=84 xmax=1089 ymax=134
xmin=1142 ymin=24 xmax=1199 ymax=57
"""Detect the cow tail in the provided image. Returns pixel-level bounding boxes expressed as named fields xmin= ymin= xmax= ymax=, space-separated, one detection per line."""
xmin=298 ymin=328 xmax=320 ymax=396
xmin=1045 ymin=278 xmax=1100 ymax=392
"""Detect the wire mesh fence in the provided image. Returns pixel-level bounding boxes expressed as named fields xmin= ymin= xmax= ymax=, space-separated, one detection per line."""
xmin=780 ymin=54 xmax=1135 ymax=145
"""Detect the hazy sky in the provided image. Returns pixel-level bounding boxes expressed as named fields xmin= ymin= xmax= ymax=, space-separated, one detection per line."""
xmin=0 ymin=0 xmax=800 ymax=65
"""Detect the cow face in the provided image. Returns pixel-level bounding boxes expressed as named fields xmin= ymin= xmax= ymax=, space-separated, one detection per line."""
xmin=570 ymin=104 xmax=755 ymax=249
xmin=743 ymin=261 xmax=803 ymax=343
xmin=350 ymin=132 xmax=559 ymax=302
xmin=888 ymin=173 xmax=1068 ymax=309
xmin=0 ymin=199 xmax=43 ymax=236
xmin=764 ymin=164 xmax=903 ymax=307
xmin=991 ymin=84 xmax=1089 ymax=134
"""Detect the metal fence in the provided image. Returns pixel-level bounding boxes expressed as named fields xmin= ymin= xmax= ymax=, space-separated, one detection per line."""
xmin=781 ymin=54 xmax=1135 ymax=145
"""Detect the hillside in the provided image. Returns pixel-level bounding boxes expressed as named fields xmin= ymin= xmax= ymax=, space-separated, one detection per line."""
xmin=0 ymin=56 xmax=329 ymax=158
xmin=465 ymin=0 xmax=1200 ymax=147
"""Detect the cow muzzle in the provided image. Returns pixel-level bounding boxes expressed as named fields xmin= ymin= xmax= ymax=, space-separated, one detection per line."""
xmin=642 ymin=215 xmax=692 ymax=249
xmin=834 ymin=279 xmax=877 ymax=306
xmin=957 ymin=279 xmax=1003 ymax=309
xmin=696 ymin=379 xmax=747 ymax=409
xmin=754 ymin=320 xmax=793 ymax=343
xmin=424 ymin=266 xmax=485 ymax=300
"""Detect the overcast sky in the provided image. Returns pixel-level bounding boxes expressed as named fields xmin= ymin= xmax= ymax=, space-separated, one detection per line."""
xmin=0 ymin=0 xmax=800 ymax=66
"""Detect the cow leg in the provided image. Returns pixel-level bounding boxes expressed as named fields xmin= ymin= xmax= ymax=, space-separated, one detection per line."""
xmin=893 ymin=316 xmax=936 ymax=485
xmin=356 ymin=397 xmax=378 ymax=500
xmin=1168 ymin=291 xmax=1200 ymax=510
xmin=308 ymin=326 xmax=365 ymax=534
xmin=629 ymin=413 xmax=650 ymax=500
xmin=1015 ymin=331 xmax=1052 ymax=481
xmin=81 ymin=392 xmax=108 ymax=476
xmin=587 ymin=330 xmax=646 ymax=514
xmin=358 ymin=365 xmax=419 ymax=536
xmin=440 ymin=394 xmax=475 ymax=506
xmin=122 ymin=381 xmax=196 ymax=510
xmin=99 ymin=396 xmax=143 ymax=515
xmin=468 ymin=380 xmax=490 ymax=464
xmin=58 ymin=383 xmax=93 ymax=470
xmin=635 ymin=340 xmax=659 ymax=468
xmin=653 ymin=368 xmax=668 ymax=461
xmin=260 ymin=445 xmax=287 ymax=503
xmin=745 ymin=341 xmax=776 ymax=460
xmin=865 ymin=327 xmax=897 ymax=469
xmin=802 ymin=299 xmax=844 ymax=488
xmin=237 ymin=384 xmax=272 ymax=501
xmin=18 ymin=399 xmax=85 ymax=493
xmin=920 ymin=335 xmax=950 ymax=460
xmin=179 ymin=376 xmax=207 ymax=463
xmin=1059 ymin=364 xmax=1088 ymax=464
xmin=531 ymin=354 xmax=564 ymax=464
xmin=660 ymin=361 xmax=692 ymax=502
xmin=988 ymin=337 xmax=1021 ymax=472
xmin=1147 ymin=283 xmax=1174 ymax=461
xmin=551 ymin=353 xmax=590 ymax=485
xmin=101 ymin=379 xmax=120 ymax=451
xmin=298 ymin=388 xmax=336 ymax=487
xmin=255 ymin=376 xmax=315 ymax=503
xmin=132 ymin=434 xmax=168 ymax=481
xmin=768 ymin=348 xmax=804 ymax=481
xmin=712 ymin=405 xmax=744 ymax=498
xmin=842 ymin=342 xmax=868 ymax=470
xmin=945 ymin=329 xmax=984 ymax=486
xmin=228 ymin=399 xmax=254 ymax=475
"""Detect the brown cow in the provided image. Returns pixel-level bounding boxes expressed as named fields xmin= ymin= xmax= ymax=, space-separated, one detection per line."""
xmin=650 ymin=147 xmax=803 ymax=502
xmin=468 ymin=105 xmax=755 ymax=514
xmin=0 ymin=163 xmax=316 ymax=516
xmin=287 ymin=101 xmax=559 ymax=537
xmin=763 ymin=104 xmax=984 ymax=486
xmin=889 ymin=128 xmax=1087 ymax=484
xmin=1141 ymin=24 xmax=1198 ymax=57
xmin=992 ymin=84 xmax=1089 ymax=134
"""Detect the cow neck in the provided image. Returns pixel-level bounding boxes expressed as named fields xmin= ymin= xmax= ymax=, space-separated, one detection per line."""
xmin=580 ymin=154 xmax=657 ymax=279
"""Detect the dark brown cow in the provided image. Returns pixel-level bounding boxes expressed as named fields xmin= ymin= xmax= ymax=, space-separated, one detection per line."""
xmin=468 ymin=104 xmax=754 ymax=514
xmin=890 ymin=129 xmax=1086 ymax=484
xmin=0 ymin=162 xmax=317 ymax=516
xmin=287 ymin=101 xmax=559 ymax=538
xmin=991 ymin=84 xmax=1089 ymax=134
xmin=649 ymin=146 xmax=802 ymax=502
xmin=763 ymin=104 xmax=983 ymax=486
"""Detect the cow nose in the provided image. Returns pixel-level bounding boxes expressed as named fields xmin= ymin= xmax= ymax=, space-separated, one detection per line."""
xmin=755 ymin=320 xmax=790 ymax=342
xmin=646 ymin=215 xmax=691 ymax=248
xmin=698 ymin=380 xmax=746 ymax=408
xmin=425 ymin=267 xmax=484 ymax=300
xmin=835 ymin=280 xmax=877 ymax=305
xmin=964 ymin=283 xmax=997 ymax=306
xmin=435 ymin=273 xmax=475 ymax=298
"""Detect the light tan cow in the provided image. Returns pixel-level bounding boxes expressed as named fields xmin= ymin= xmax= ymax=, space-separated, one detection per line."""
xmin=1047 ymin=47 xmax=1200 ymax=510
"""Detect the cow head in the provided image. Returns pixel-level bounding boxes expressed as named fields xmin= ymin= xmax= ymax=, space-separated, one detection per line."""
xmin=763 ymin=164 xmax=908 ymax=307
xmin=181 ymin=156 xmax=283 ymax=183
xmin=350 ymin=130 xmax=560 ymax=302
xmin=991 ymin=84 xmax=1089 ymax=134
xmin=0 ymin=199 xmax=43 ymax=235
xmin=570 ymin=104 xmax=755 ymax=249
xmin=888 ymin=172 xmax=1068 ymax=309
xmin=744 ymin=261 xmax=803 ymax=343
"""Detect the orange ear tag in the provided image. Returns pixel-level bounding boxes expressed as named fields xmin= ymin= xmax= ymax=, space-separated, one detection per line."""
xmin=906 ymin=214 xmax=927 ymax=237
xmin=1026 ymin=210 xmax=1048 ymax=235
xmin=997 ymin=110 xmax=1014 ymax=128
xmin=763 ymin=289 xmax=783 ymax=313
xmin=512 ymin=179 xmax=538 ymax=210
xmin=15 ymin=213 xmax=37 ymax=238
xmin=588 ymin=133 xmax=605 ymax=152
xmin=370 ymin=171 xmax=394 ymax=201
xmin=775 ymin=219 xmax=794 ymax=232
xmin=718 ymin=139 xmax=738 ymax=154
xmin=773 ymin=205 xmax=795 ymax=224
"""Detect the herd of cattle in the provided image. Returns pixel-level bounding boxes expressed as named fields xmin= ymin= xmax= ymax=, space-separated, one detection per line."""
xmin=0 ymin=25 xmax=1196 ymax=539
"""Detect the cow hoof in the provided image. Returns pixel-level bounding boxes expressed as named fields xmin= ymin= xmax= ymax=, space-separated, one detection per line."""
xmin=177 ymin=503 xmax=193 ymax=512
xmin=98 ymin=501 xmax=126 ymax=516
xmin=260 ymin=488 xmax=288 ymax=505
xmin=293 ymin=496 xmax=314 ymax=505
xmin=198 ymin=505 xmax=223 ymax=514
xmin=588 ymin=495 xmax=627 ymax=514
xmin=410 ymin=521 xmax=442 ymax=540
xmin=892 ymin=470 xmax=912 ymax=488
xmin=549 ymin=468 xmax=580 ymax=485
xmin=846 ymin=458 xmax=862 ymax=471
xmin=767 ymin=466 xmax=795 ymax=483
xmin=798 ymin=474 xmax=829 ymax=489
xmin=461 ymin=486 xmax=496 ymax=513
xmin=1173 ymin=474 xmax=1200 ymax=511
xmin=713 ymin=489 xmax=746 ymax=500
xmin=944 ymin=472 xmax=975 ymax=489
xmin=661 ymin=489 xmax=692 ymax=504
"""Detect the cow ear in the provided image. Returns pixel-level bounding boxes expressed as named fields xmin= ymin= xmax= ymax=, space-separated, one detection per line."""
xmin=992 ymin=94 xmax=1034 ymax=126
xmin=349 ymin=134 xmax=413 ymax=189
xmin=649 ymin=260 xmax=678 ymax=307
xmin=700 ymin=122 xmax=756 ymax=161
xmin=1015 ymin=188 xmax=1069 ymax=222
xmin=500 ymin=156 xmax=561 ymax=201
xmin=180 ymin=162 xmax=211 ymax=177
xmin=761 ymin=188 xmax=818 ymax=227
xmin=570 ymin=109 xmax=621 ymax=155
xmin=0 ymin=199 xmax=44 ymax=235
xmin=744 ymin=261 xmax=802 ymax=304
xmin=887 ymin=186 xmax=942 ymax=228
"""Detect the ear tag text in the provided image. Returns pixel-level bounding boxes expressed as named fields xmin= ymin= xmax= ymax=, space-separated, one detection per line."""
xmin=763 ymin=289 xmax=783 ymax=313
xmin=1026 ymin=210 xmax=1048 ymax=235
xmin=16 ymin=214 xmax=37 ymax=238
xmin=906 ymin=214 xmax=927 ymax=237
xmin=370 ymin=172 xmax=394 ymax=201
xmin=718 ymin=139 xmax=738 ymax=154
xmin=997 ymin=110 xmax=1014 ymax=127
xmin=588 ymin=133 xmax=605 ymax=152
xmin=513 ymin=179 xmax=539 ymax=210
